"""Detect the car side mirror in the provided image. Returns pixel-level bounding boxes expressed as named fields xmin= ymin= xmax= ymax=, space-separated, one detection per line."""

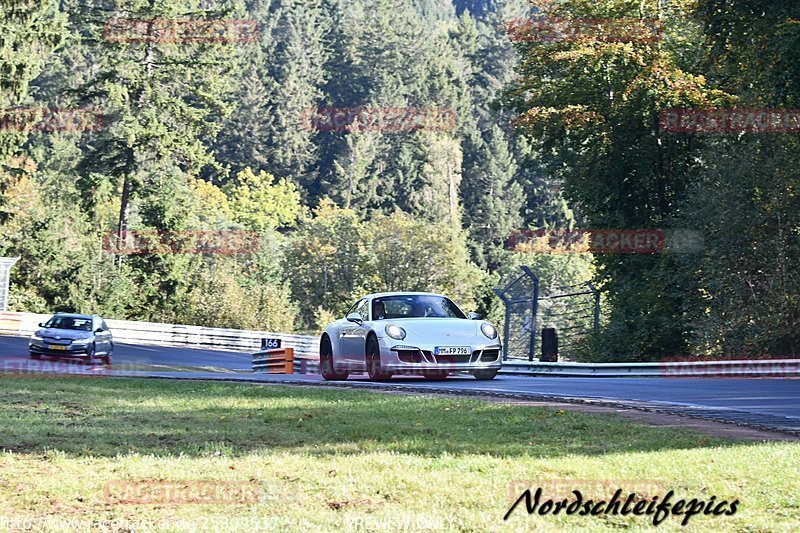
xmin=38 ymin=323 xmax=44 ymax=327
xmin=468 ymin=312 xmax=481 ymax=320
xmin=346 ymin=312 xmax=363 ymax=325
xmin=95 ymin=328 xmax=104 ymax=333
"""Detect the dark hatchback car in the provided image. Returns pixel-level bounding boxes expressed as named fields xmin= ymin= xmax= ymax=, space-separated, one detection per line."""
xmin=29 ymin=313 xmax=113 ymax=364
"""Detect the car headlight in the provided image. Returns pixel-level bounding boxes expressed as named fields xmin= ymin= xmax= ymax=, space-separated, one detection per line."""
xmin=385 ymin=324 xmax=406 ymax=340
xmin=30 ymin=335 xmax=44 ymax=342
xmin=480 ymin=323 xmax=498 ymax=340
xmin=71 ymin=338 xmax=91 ymax=345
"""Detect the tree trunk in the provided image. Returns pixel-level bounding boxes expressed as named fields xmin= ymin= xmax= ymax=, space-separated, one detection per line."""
xmin=116 ymin=174 xmax=132 ymax=267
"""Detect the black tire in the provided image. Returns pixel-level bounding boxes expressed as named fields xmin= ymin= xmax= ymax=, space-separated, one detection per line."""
xmin=30 ymin=352 xmax=41 ymax=360
xmin=366 ymin=335 xmax=391 ymax=381
xmin=84 ymin=343 xmax=96 ymax=365
xmin=423 ymin=370 xmax=449 ymax=380
xmin=473 ymin=369 xmax=498 ymax=380
xmin=320 ymin=336 xmax=348 ymax=381
xmin=101 ymin=342 xmax=113 ymax=365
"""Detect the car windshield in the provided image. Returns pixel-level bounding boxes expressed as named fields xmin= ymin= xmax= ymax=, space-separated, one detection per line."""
xmin=44 ymin=316 xmax=93 ymax=331
xmin=372 ymin=295 xmax=466 ymax=320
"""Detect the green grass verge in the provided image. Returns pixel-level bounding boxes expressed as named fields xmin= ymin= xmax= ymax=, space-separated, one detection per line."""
xmin=0 ymin=376 xmax=797 ymax=531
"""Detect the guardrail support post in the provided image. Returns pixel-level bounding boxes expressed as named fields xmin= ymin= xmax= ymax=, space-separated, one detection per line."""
xmin=541 ymin=328 xmax=558 ymax=362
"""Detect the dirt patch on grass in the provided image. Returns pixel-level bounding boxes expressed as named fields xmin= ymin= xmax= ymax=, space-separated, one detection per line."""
xmin=330 ymin=387 xmax=800 ymax=442
xmin=484 ymin=398 xmax=800 ymax=442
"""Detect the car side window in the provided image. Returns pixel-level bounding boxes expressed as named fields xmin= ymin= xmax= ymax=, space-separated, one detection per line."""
xmin=355 ymin=299 xmax=370 ymax=321
xmin=346 ymin=299 xmax=363 ymax=318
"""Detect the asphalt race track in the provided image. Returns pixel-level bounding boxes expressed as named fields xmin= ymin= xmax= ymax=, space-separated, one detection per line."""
xmin=2 ymin=335 xmax=799 ymax=434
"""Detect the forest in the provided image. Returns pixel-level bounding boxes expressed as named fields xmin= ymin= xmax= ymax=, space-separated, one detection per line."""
xmin=1 ymin=0 xmax=798 ymax=361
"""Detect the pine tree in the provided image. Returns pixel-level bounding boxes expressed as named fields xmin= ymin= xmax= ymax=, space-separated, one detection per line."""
xmin=460 ymin=125 xmax=522 ymax=268
xmin=263 ymin=0 xmax=330 ymax=196
xmin=0 ymin=0 xmax=65 ymax=212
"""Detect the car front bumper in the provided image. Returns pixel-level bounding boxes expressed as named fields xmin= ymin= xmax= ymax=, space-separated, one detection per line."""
xmin=378 ymin=336 xmax=502 ymax=373
xmin=29 ymin=342 xmax=92 ymax=357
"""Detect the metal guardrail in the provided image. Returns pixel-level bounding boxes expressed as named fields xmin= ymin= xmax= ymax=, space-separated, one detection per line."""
xmin=283 ymin=359 xmax=800 ymax=377
xmin=0 ymin=311 xmax=318 ymax=358
xmin=500 ymin=358 xmax=800 ymax=377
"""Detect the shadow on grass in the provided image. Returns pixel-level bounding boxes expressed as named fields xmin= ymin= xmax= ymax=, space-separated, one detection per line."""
xmin=0 ymin=375 xmax=746 ymax=459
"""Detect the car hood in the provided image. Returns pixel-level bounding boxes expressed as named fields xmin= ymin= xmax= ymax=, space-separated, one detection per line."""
xmin=35 ymin=328 xmax=93 ymax=341
xmin=384 ymin=318 xmax=482 ymax=342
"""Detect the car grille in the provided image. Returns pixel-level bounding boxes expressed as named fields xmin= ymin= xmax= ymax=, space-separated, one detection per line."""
xmin=396 ymin=349 xmax=499 ymax=364
xmin=43 ymin=337 xmax=71 ymax=345
xmin=397 ymin=350 xmax=424 ymax=363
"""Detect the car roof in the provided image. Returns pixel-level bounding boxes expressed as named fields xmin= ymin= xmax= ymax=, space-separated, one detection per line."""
xmin=52 ymin=313 xmax=95 ymax=320
xmin=362 ymin=292 xmax=447 ymax=300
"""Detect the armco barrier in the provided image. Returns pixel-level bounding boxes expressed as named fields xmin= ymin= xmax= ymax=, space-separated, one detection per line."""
xmin=500 ymin=359 xmax=800 ymax=377
xmin=252 ymin=348 xmax=294 ymax=374
xmin=0 ymin=311 xmax=317 ymax=358
xmin=0 ymin=312 xmax=23 ymax=333
xmin=282 ymin=359 xmax=800 ymax=377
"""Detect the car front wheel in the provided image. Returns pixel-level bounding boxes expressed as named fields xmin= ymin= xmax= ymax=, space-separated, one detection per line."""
xmin=85 ymin=343 xmax=96 ymax=365
xmin=366 ymin=335 xmax=391 ymax=381
xmin=320 ymin=336 xmax=348 ymax=381
xmin=101 ymin=342 xmax=113 ymax=366
xmin=473 ymin=369 xmax=498 ymax=380
xmin=30 ymin=352 xmax=41 ymax=360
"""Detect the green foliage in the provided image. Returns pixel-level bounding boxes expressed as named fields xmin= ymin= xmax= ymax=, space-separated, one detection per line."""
xmin=461 ymin=126 xmax=524 ymax=269
xmin=369 ymin=211 xmax=483 ymax=306
xmin=501 ymin=0 xmax=800 ymax=359
xmin=502 ymin=0 xmax=732 ymax=360
xmin=283 ymin=201 xmax=377 ymax=327
xmin=284 ymin=202 xmax=484 ymax=329
xmin=0 ymin=0 xmax=65 ymax=213
xmin=224 ymin=168 xmax=303 ymax=231
xmin=176 ymin=257 xmax=298 ymax=332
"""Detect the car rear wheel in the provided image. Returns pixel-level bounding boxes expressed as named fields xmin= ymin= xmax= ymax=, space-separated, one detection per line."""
xmin=320 ymin=336 xmax=348 ymax=381
xmin=423 ymin=370 xmax=449 ymax=380
xmin=473 ymin=369 xmax=498 ymax=380
xmin=366 ymin=335 xmax=391 ymax=381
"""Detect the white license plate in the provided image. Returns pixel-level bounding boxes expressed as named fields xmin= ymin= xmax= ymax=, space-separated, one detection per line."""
xmin=434 ymin=346 xmax=471 ymax=356
xmin=48 ymin=345 xmax=67 ymax=351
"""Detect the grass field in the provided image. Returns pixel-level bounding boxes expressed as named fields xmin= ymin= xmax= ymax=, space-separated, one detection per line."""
xmin=0 ymin=376 xmax=798 ymax=531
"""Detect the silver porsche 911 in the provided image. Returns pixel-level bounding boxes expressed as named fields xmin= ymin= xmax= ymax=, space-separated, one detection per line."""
xmin=319 ymin=292 xmax=502 ymax=381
